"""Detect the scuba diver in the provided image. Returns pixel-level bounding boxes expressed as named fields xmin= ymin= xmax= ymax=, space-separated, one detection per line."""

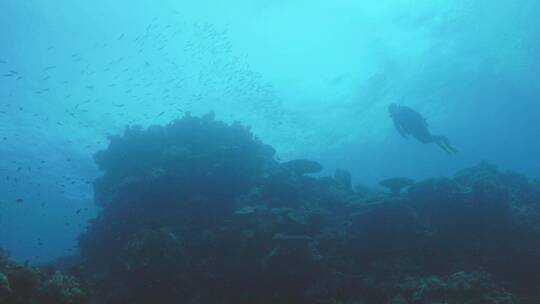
xmin=388 ymin=104 xmax=458 ymax=154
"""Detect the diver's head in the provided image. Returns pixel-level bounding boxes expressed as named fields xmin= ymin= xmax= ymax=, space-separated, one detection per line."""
xmin=388 ymin=103 xmax=398 ymax=116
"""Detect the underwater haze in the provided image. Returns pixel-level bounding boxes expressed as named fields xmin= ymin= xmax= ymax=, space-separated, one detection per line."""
xmin=1 ymin=0 xmax=540 ymax=303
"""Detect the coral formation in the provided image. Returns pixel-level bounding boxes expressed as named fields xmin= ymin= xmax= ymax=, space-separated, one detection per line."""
xmin=8 ymin=115 xmax=540 ymax=303
xmin=75 ymin=115 xmax=540 ymax=303
xmin=334 ymin=169 xmax=353 ymax=192
xmin=0 ymin=249 xmax=87 ymax=304
xmin=280 ymin=159 xmax=323 ymax=175
xmin=379 ymin=177 xmax=415 ymax=195
xmin=92 ymin=111 xmax=276 ymax=207
xmin=394 ymin=271 xmax=515 ymax=303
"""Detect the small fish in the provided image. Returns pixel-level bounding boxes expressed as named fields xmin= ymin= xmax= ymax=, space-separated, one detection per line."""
xmin=0 ymin=60 xmax=6 ymax=64
xmin=157 ymin=111 xmax=165 ymax=117
xmin=16 ymin=198 xmax=23 ymax=203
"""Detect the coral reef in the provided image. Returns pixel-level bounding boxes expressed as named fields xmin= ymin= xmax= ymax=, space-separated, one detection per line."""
xmin=392 ymin=270 xmax=515 ymax=304
xmin=0 ymin=249 xmax=87 ymax=304
xmin=280 ymin=159 xmax=323 ymax=175
xmin=15 ymin=115 xmax=540 ymax=303
xmin=334 ymin=169 xmax=353 ymax=192
xmin=92 ymin=111 xmax=276 ymax=207
xmin=379 ymin=177 xmax=415 ymax=195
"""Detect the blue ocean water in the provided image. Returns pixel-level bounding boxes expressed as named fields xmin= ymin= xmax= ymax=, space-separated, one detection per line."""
xmin=0 ymin=1 xmax=539 ymax=302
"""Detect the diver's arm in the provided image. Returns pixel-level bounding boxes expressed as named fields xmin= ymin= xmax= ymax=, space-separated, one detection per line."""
xmin=394 ymin=121 xmax=409 ymax=139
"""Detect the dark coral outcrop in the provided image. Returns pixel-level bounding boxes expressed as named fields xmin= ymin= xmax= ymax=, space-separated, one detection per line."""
xmin=71 ymin=116 xmax=540 ymax=303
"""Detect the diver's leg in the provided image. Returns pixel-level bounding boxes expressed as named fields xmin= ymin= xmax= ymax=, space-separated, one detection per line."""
xmin=440 ymin=136 xmax=458 ymax=153
xmin=433 ymin=136 xmax=458 ymax=154
xmin=435 ymin=140 xmax=452 ymax=154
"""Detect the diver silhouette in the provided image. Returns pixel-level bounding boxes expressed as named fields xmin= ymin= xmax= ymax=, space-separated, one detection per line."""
xmin=388 ymin=104 xmax=458 ymax=154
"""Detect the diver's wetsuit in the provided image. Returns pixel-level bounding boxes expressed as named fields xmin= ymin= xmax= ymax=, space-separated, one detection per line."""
xmin=389 ymin=104 xmax=458 ymax=154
